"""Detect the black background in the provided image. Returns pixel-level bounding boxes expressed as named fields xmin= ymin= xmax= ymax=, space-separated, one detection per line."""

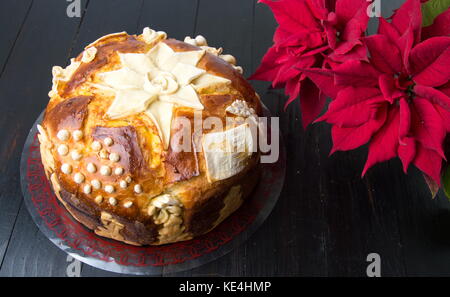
xmin=1 ymin=0 xmax=450 ymax=277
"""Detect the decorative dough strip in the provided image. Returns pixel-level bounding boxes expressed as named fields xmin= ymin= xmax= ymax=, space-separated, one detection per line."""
xmin=147 ymin=194 xmax=192 ymax=244
xmin=37 ymin=124 xmax=56 ymax=178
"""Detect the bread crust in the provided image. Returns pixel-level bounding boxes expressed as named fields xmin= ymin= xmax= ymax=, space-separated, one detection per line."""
xmin=39 ymin=30 xmax=261 ymax=245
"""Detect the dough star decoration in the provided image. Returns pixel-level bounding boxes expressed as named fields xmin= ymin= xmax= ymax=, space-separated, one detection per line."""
xmin=97 ymin=41 xmax=231 ymax=148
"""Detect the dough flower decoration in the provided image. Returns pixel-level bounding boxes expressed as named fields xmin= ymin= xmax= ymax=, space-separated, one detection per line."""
xmin=98 ymin=41 xmax=230 ymax=148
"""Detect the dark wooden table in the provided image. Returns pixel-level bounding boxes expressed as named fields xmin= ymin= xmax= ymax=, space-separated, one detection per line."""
xmin=0 ymin=0 xmax=449 ymax=277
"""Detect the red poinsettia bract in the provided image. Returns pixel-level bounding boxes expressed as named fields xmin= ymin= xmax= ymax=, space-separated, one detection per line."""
xmin=310 ymin=0 xmax=450 ymax=184
xmin=250 ymin=0 xmax=370 ymax=128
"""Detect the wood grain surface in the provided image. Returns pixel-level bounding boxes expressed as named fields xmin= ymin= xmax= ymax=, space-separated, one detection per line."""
xmin=0 ymin=0 xmax=449 ymax=277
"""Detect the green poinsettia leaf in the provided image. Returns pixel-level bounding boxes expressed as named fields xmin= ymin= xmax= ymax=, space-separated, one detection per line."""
xmin=443 ymin=166 xmax=450 ymax=200
xmin=424 ymin=173 xmax=439 ymax=199
xmin=422 ymin=0 xmax=450 ymax=27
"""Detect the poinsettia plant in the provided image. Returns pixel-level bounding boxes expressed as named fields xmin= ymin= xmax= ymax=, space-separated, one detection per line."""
xmin=250 ymin=0 xmax=371 ymax=128
xmin=251 ymin=0 xmax=450 ymax=198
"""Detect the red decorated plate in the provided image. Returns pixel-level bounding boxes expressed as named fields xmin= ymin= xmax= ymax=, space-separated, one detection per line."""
xmin=20 ymin=109 xmax=285 ymax=275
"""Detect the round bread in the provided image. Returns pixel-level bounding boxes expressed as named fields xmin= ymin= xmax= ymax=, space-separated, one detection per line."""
xmin=38 ymin=28 xmax=262 ymax=245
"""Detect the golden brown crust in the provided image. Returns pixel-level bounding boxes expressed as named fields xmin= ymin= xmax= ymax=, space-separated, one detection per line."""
xmin=91 ymin=126 xmax=147 ymax=177
xmin=62 ymin=35 xmax=149 ymax=97
xmin=44 ymin=96 xmax=92 ymax=136
xmin=39 ymin=30 xmax=262 ymax=245
xmin=165 ymin=113 xmax=200 ymax=182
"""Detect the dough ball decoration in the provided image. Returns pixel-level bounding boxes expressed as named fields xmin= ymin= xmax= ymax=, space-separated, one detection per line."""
xmin=37 ymin=27 xmax=262 ymax=245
